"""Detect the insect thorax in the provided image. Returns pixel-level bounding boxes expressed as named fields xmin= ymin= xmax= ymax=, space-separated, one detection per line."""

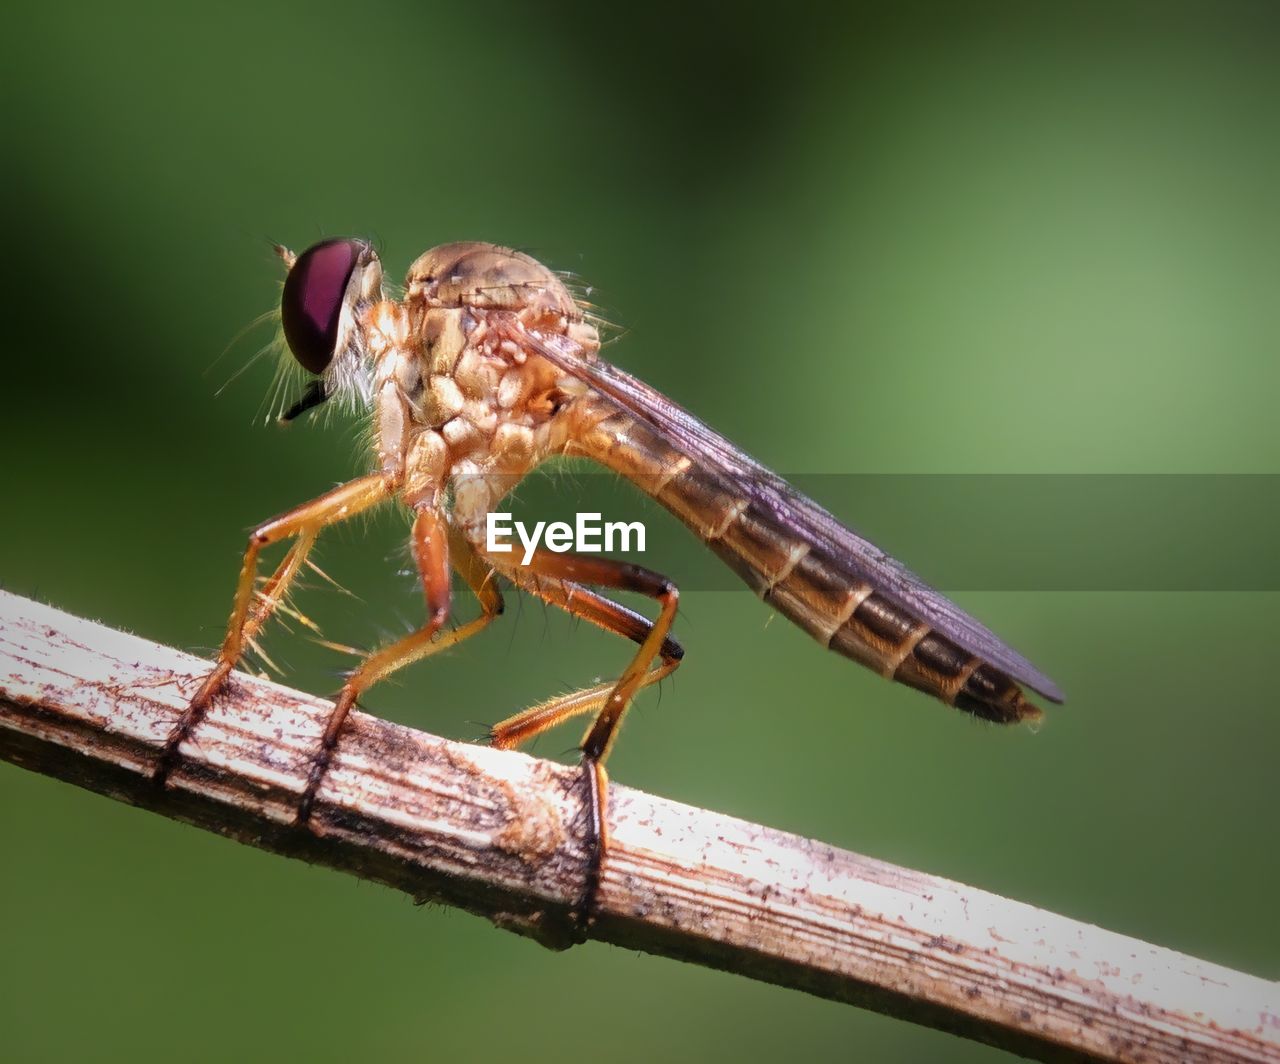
xmin=368 ymin=243 xmax=600 ymax=521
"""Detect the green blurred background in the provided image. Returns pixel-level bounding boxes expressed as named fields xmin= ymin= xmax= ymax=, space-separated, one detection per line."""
xmin=2 ymin=2 xmax=1277 ymax=1061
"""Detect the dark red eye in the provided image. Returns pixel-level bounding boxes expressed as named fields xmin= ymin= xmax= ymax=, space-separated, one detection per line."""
xmin=280 ymin=238 xmax=367 ymax=374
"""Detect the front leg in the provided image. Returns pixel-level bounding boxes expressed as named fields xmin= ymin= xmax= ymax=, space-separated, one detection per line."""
xmin=156 ymin=473 xmax=394 ymax=785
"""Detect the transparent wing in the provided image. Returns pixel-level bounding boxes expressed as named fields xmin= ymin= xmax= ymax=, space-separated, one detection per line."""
xmin=522 ymin=326 xmax=1064 ymax=703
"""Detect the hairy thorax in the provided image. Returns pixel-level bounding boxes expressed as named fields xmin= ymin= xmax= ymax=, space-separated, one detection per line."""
xmin=363 ymin=242 xmax=600 ymax=525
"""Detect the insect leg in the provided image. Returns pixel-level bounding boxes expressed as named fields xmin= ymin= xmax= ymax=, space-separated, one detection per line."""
xmin=475 ymin=544 xmax=682 ymax=929
xmin=156 ymin=473 xmax=394 ymax=784
xmin=486 ymin=585 xmax=683 ymax=749
xmin=295 ymin=514 xmax=505 ymax=823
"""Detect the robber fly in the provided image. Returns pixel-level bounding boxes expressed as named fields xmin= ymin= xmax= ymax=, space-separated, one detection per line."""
xmin=158 ymin=240 xmax=1063 ymax=924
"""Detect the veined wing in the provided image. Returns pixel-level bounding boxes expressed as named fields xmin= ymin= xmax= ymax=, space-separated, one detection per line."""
xmin=522 ymin=325 xmax=1064 ymax=704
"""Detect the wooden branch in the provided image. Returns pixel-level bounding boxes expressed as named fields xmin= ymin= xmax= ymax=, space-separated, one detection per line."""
xmin=0 ymin=590 xmax=1275 ymax=1063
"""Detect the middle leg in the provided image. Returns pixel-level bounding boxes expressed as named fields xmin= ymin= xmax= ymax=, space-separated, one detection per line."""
xmin=295 ymin=513 xmax=505 ymax=823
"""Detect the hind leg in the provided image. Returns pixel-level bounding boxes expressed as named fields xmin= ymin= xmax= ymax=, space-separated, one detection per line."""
xmin=476 ymin=544 xmax=683 ymax=928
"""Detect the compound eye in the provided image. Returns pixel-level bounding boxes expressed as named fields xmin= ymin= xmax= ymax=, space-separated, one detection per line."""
xmin=280 ymin=238 xmax=367 ymax=374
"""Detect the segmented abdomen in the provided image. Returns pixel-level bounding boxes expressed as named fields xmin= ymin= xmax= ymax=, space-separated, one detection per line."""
xmin=565 ymin=398 xmax=1040 ymax=724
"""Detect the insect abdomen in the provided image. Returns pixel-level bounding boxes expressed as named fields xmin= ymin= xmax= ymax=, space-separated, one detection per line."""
xmin=709 ymin=505 xmax=1041 ymax=725
xmin=566 ymin=398 xmax=1041 ymax=724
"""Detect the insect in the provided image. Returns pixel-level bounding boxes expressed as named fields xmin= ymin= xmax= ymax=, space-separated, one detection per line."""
xmin=157 ymin=239 xmax=1063 ymax=925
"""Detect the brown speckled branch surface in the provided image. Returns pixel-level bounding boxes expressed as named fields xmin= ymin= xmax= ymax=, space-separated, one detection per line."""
xmin=0 ymin=590 xmax=1275 ymax=1063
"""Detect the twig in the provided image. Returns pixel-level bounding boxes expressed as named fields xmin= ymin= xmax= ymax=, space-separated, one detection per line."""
xmin=0 ymin=590 xmax=1275 ymax=1063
